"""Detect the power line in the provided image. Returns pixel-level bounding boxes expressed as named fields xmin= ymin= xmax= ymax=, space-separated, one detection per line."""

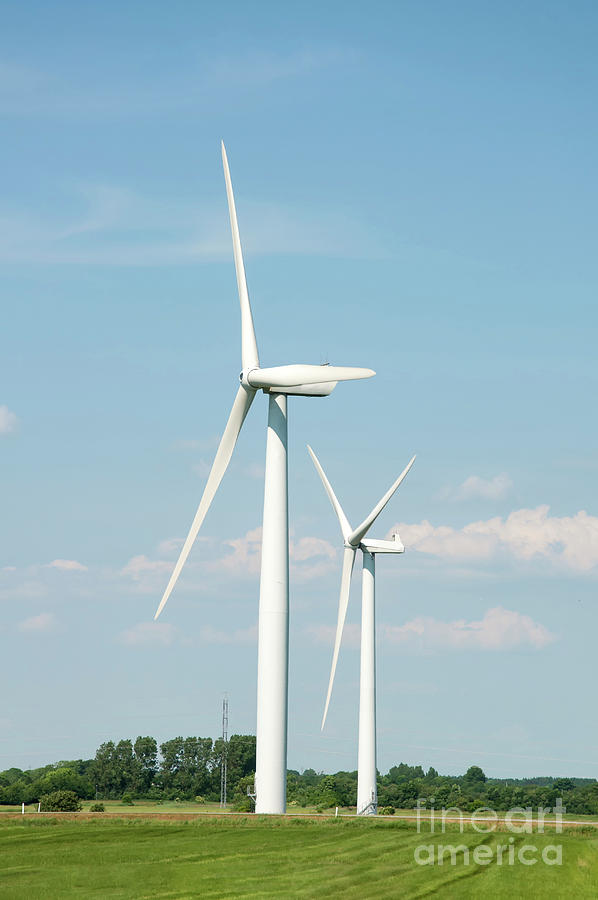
xmin=220 ymin=694 xmax=228 ymax=808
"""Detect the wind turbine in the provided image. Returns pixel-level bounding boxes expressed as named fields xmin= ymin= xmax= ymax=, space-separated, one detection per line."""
xmin=308 ymin=445 xmax=415 ymax=815
xmin=153 ymin=143 xmax=375 ymax=815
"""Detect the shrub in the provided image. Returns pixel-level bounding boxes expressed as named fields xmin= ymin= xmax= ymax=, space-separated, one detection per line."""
xmin=89 ymin=803 xmax=105 ymax=812
xmin=194 ymin=796 xmax=206 ymax=804
xmin=379 ymin=806 xmax=395 ymax=816
xmin=121 ymin=793 xmax=134 ymax=806
xmin=40 ymin=790 xmax=82 ymax=812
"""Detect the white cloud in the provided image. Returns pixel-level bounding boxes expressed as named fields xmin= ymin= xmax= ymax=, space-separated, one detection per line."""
xmin=218 ymin=527 xmax=263 ymax=576
xmin=0 ymin=405 xmax=18 ymax=434
xmin=156 ymin=538 xmax=184 ymax=558
xmin=192 ymin=459 xmax=212 ymax=478
xmin=291 ymin=536 xmax=337 ymax=582
xmin=292 ymin=537 xmax=336 ymax=563
xmin=205 ymin=47 xmax=358 ymax=92
xmin=0 ymin=48 xmax=356 ymax=118
xmin=200 ymin=624 xmax=258 ymax=645
xmin=120 ymin=553 xmax=179 ymax=595
xmin=118 ymin=621 xmax=177 ymax=647
xmin=306 ymin=623 xmax=361 ymax=648
xmin=0 ymin=179 xmax=383 ymax=267
xmin=17 ymin=612 xmax=56 ymax=633
xmin=383 ymin=606 xmax=556 ymax=651
xmin=392 ymin=506 xmax=598 ymax=572
xmin=215 ymin=527 xmax=337 ymax=581
xmin=121 ymin=554 xmax=174 ymax=579
xmin=47 ymin=559 xmax=88 ymax=572
xmin=119 ymin=529 xmax=336 ymax=600
xmin=441 ymin=473 xmax=513 ymax=501
xmin=0 ymin=579 xmax=47 ymax=601
xmin=122 ymin=537 xmax=212 ymax=589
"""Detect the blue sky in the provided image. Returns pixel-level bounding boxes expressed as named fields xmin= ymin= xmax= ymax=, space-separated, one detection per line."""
xmin=1 ymin=0 xmax=597 ymax=780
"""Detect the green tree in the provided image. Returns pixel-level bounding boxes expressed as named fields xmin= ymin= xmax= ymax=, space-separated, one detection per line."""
xmin=114 ymin=740 xmax=139 ymax=795
xmin=159 ymin=737 xmax=213 ymax=799
xmin=232 ymin=773 xmax=256 ymax=811
xmin=40 ymin=790 xmax=82 ymax=811
xmin=463 ymin=766 xmax=487 ymax=785
xmin=386 ymin=764 xmax=425 ymax=783
xmin=211 ymin=735 xmax=256 ymax=799
xmin=90 ymin=741 xmax=118 ymax=798
xmin=35 ymin=767 xmax=94 ymax=800
xmin=553 ymin=778 xmax=575 ymax=794
xmin=0 ymin=779 xmax=38 ymax=805
xmin=0 ymin=768 xmax=26 ymax=786
xmin=315 ymin=775 xmax=338 ymax=809
xmin=134 ymin=736 xmax=158 ymax=794
xmin=332 ymin=771 xmax=357 ymax=807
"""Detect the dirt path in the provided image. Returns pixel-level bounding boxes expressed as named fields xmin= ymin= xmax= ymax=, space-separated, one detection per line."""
xmin=2 ymin=810 xmax=597 ymax=829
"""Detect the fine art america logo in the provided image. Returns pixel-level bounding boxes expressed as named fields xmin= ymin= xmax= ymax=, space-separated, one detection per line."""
xmin=413 ymin=798 xmax=564 ymax=867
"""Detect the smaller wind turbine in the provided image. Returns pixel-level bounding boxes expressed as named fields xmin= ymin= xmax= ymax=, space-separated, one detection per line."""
xmin=308 ymin=446 xmax=415 ymax=815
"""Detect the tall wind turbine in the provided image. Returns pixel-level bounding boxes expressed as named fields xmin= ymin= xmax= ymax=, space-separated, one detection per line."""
xmin=308 ymin=446 xmax=415 ymax=815
xmin=153 ymin=144 xmax=375 ymax=815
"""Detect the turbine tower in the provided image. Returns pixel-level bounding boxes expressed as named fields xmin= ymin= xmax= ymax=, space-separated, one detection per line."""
xmin=153 ymin=144 xmax=375 ymax=814
xmin=308 ymin=446 xmax=415 ymax=815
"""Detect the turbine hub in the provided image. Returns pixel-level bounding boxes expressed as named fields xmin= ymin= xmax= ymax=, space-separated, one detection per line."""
xmin=240 ymin=367 xmax=260 ymax=388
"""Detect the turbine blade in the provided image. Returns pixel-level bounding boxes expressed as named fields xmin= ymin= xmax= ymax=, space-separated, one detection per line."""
xmin=348 ymin=455 xmax=416 ymax=546
xmin=247 ymin=364 xmax=375 ymax=389
xmin=154 ymin=384 xmax=256 ymax=620
xmin=307 ymin=445 xmax=352 ymax=541
xmin=221 ymin=142 xmax=259 ymax=371
xmin=321 ymin=546 xmax=356 ymax=730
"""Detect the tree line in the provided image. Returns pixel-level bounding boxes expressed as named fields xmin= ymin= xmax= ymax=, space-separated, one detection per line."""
xmin=2 ymin=737 xmax=598 ymax=814
xmin=0 ymin=735 xmax=255 ymax=807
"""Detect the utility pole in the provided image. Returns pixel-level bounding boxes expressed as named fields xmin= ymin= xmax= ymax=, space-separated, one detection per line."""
xmin=220 ymin=694 xmax=229 ymax=808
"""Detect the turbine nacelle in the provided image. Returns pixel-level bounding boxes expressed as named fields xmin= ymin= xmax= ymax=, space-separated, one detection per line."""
xmin=240 ymin=370 xmax=337 ymax=397
xmin=241 ymin=364 xmax=375 ymax=396
xmin=344 ymin=534 xmax=404 ymax=554
xmin=360 ymin=534 xmax=405 ymax=555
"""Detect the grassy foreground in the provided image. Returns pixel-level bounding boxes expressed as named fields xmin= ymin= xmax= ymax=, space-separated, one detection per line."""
xmin=1 ymin=816 xmax=597 ymax=898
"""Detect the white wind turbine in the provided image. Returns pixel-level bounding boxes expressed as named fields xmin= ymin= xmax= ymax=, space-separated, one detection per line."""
xmin=308 ymin=445 xmax=415 ymax=815
xmin=153 ymin=143 xmax=375 ymax=815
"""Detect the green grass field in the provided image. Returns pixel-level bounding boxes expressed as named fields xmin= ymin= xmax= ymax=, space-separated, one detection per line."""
xmin=1 ymin=815 xmax=598 ymax=899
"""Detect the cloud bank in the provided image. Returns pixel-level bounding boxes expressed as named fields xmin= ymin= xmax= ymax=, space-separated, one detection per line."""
xmin=383 ymin=606 xmax=556 ymax=651
xmin=47 ymin=559 xmax=88 ymax=572
xmin=310 ymin=608 xmax=555 ymax=652
xmin=0 ymin=182 xmax=382 ymax=267
xmin=392 ymin=506 xmax=598 ymax=572
xmin=17 ymin=612 xmax=56 ymax=633
xmin=212 ymin=528 xmax=336 ymax=582
xmin=441 ymin=473 xmax=513 ymax=501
